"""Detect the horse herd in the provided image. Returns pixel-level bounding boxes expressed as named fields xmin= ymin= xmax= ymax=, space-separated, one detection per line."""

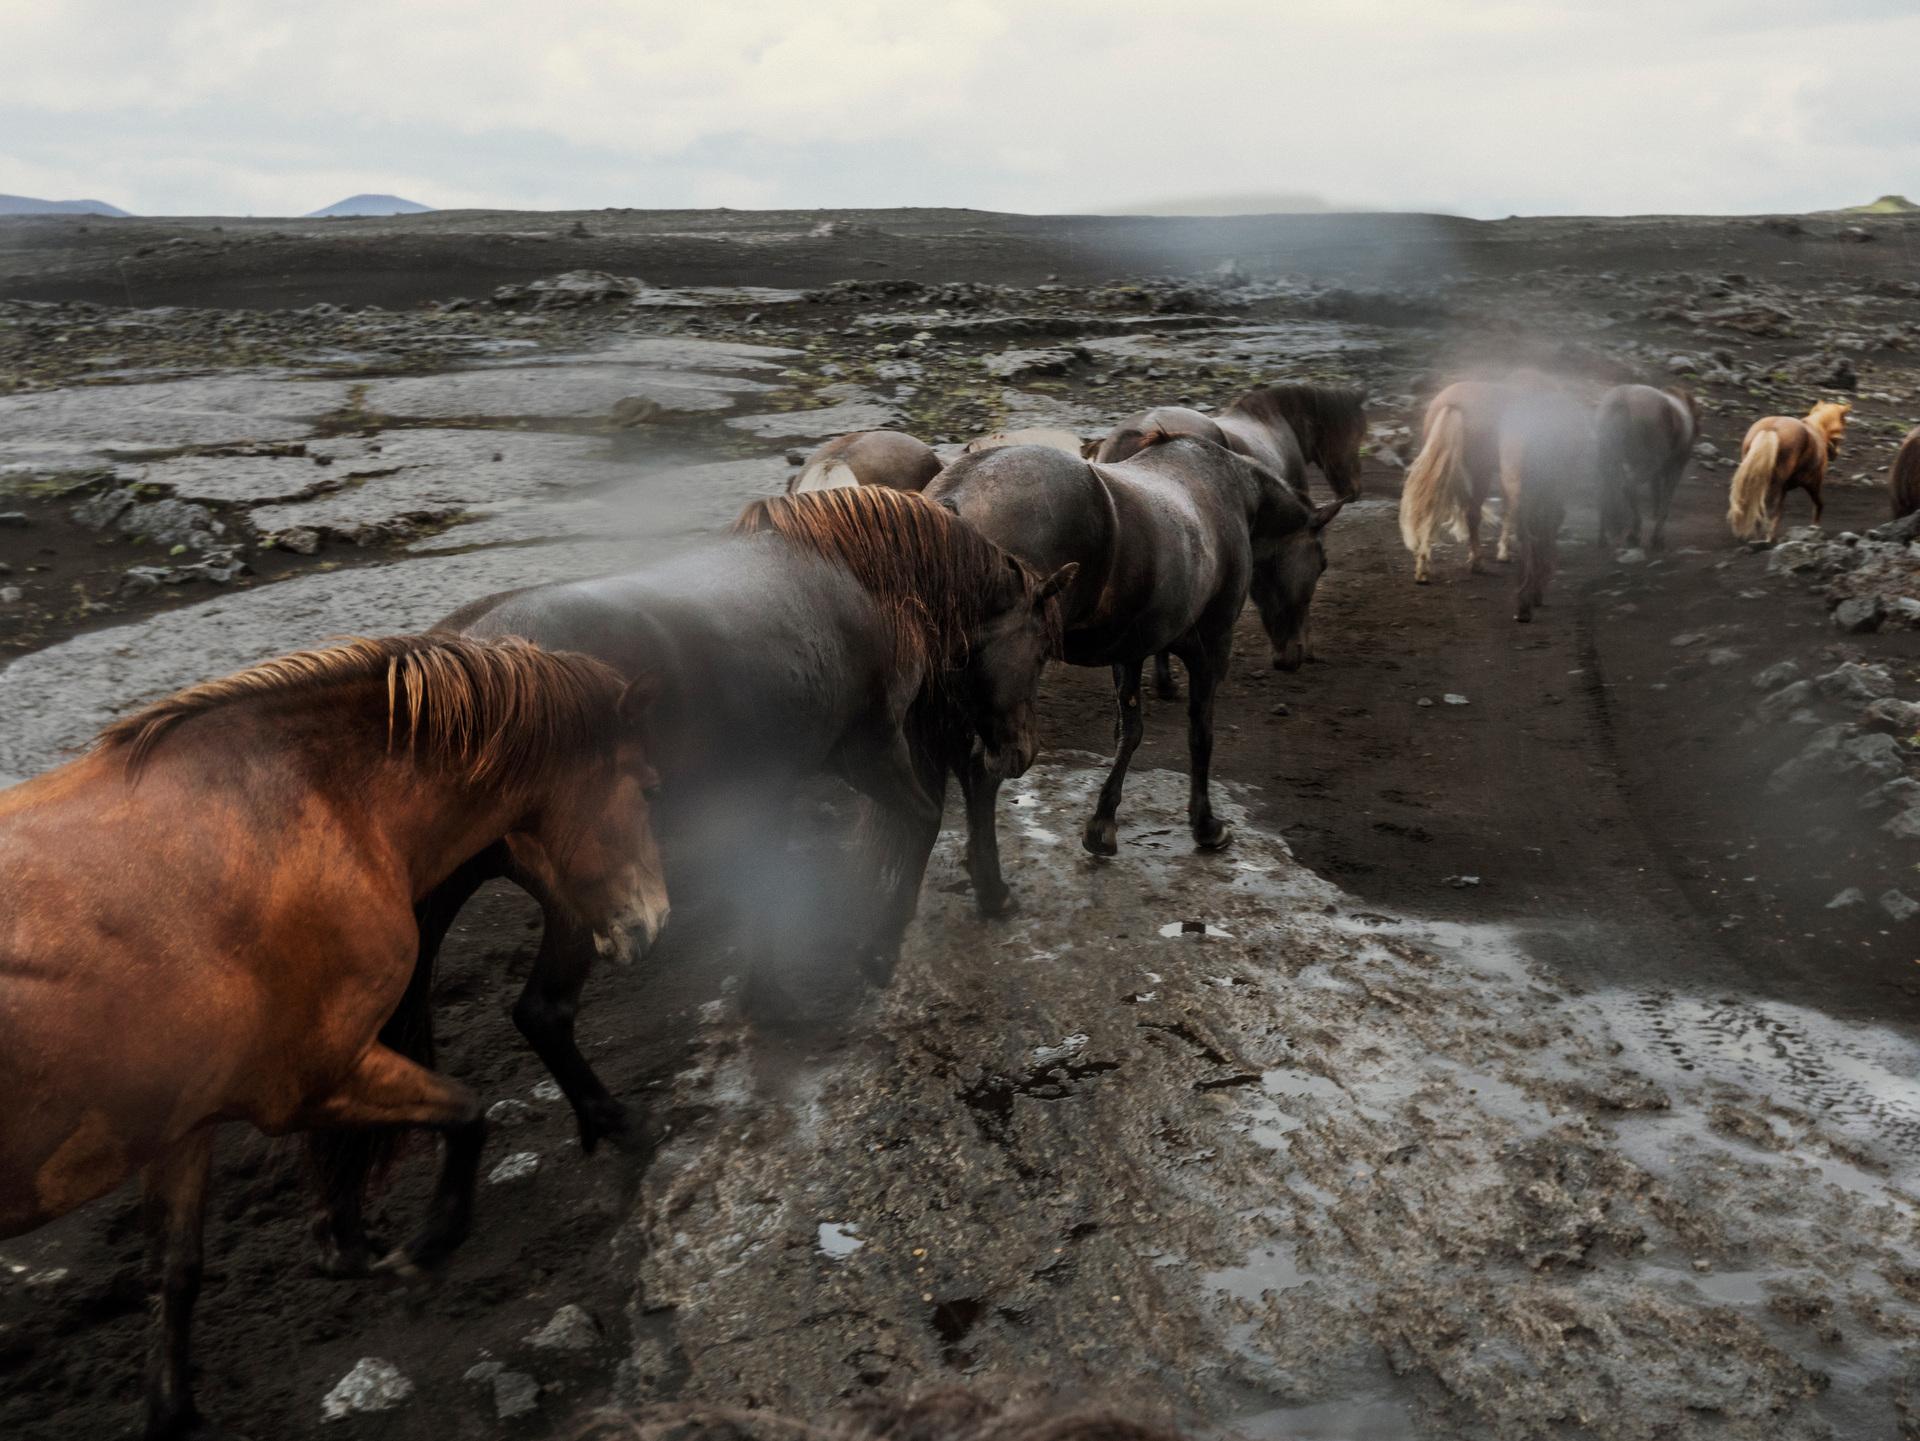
xmin=0 ymin=368 xmax=1911 ymax=1438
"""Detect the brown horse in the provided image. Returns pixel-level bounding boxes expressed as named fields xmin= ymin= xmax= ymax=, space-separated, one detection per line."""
xmin=1890 ymin=424 xmax=1920 ymax=520
xmin=1096 ymin=383 xmax=1367 ymax=501
xmin=1726 ymin=400 xmax=1851 ymax=541
xmin=0 ymin=634 xmax=666 ymax=1441
xmin=1594 ymin=385 xmax=1697 ymax=551
xmin=1399 ymin=381 xmax=1591 ymax=620
xmin=789 ymin=430 xmax=942 ymax=493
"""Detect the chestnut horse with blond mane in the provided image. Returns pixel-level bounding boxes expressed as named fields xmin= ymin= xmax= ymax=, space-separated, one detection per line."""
xmin=1727 ymin=400 xmax=1851 ymax=542
xmin=0 ymin=634 xmax=667 ymax=1440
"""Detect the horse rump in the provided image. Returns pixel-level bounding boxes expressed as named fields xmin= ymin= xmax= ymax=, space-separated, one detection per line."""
xmin=1891 ymin=427 xmax=1920 ymax=521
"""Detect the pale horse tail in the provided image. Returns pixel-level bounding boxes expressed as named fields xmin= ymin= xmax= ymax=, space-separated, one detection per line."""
xmin=1726 ymin=429 xmax=1780 ymax=539
xmin=1399 ymin=404 xmax=1471 ymax=553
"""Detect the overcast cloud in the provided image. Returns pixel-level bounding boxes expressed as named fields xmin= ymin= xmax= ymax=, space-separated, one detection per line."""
xmin=2 ymin=0 xmax=1915 ymax=217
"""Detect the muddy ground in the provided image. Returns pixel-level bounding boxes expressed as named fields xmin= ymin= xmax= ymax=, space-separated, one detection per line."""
xmin=3 ymin=207 xmax=1920 ymax=1440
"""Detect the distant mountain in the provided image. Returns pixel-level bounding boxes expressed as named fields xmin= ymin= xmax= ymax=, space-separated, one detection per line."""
xmin=1104 ymin=191 xmax=1340 ymax=217
xmin=307 ymin=194 xmax=433 ymax=218
xmin=0 ymin=193 xmax=131 ymax=217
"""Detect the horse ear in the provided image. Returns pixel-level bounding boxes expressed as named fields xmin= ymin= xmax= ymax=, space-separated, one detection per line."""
xmin=1080 ymin=439 xmax=1099 ymax=458
xmin=618 ymin=671 xmax=662 ymax=721
xmin=1036 ymin=562 xmax=1079 ymax=602
xmin=1310 ymin=497 xmax=1347 ymax=533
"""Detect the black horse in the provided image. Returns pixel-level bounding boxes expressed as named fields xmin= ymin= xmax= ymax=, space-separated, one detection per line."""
xmin=1096 ymin=383 xmax=1365 ymax=695
xmin=309 ymin=487 xmax=1071 ymax=1271
xmin=925 ymin=437 xmax=1341 ymax=913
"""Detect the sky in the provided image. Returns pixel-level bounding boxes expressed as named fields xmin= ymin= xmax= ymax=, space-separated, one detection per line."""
xmin=2 ymin=0 xmax=1916 ymax=219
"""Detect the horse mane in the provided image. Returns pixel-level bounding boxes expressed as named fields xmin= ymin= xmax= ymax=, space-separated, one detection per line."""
xmin=95 ymin=633 xmax=626 ymax=782
xmin=1806 ymin=400 xmax=1851 ymax=440
xmin=732 ymin=485 xmax=1050 ymax=669
xmin=1223 ymin=382 xmax=1368 ymax=449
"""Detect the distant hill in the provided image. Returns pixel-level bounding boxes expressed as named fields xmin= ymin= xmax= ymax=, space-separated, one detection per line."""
xmin=0 ymin=193 xmax=131 ymax=217
xmin=1104 ymin=191 xmax=1340 ymax=217
xmin=307 ymin=194 xmax=433 ymax=218
xmin=1842 ymin=195 xmax=1919 ymax=214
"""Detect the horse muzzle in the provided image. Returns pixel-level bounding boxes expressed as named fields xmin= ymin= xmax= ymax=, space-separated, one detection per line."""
xmin=984 ymin=741 xmax=1035 ymax=780
xmin=595 ymin=895 xmax=669 ymax=966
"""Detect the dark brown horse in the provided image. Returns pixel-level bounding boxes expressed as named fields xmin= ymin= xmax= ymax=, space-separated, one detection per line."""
xmin=0 ymin=635 xmax=666 ymax=1441
xmin=305 ymin=487 xmax=1071 ymax=1251
xmin=1095 ymin=383 xmax=1367 ymax=501
xmin=927 ymin=437 xmax=1340 ymax=908
xmin=1096 ymin=385 xmax=1363 ymax=696
xmin=1594 ymin=384 xmax=1697 ymax=551
xmin=789 ymin=429 xmax=943 ymax=493
xmin=1890 ymin=424 xmax=1920 ymax=520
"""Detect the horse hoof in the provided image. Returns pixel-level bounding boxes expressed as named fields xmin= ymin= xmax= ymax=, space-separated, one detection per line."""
xmin=1414 ymin=574 xmax=1431 ymax=586
xmin=577 ymin=1099 xmax=636 ymax=1156
xmin=311 ymin=1240 xmax=383 ymax=1280
xmin=370 ymin=1249 xmax=433 ymax=1289
xmin=1081 ymin=818 xmax=1119 ymax=857
xmin=1194 ymin=820 xmax=1234 ymax=851
xmin=973 ymin=881 xmax=1018 ymax=918
xmin=1153 ymin=679 xmax=1180 ymax=701
xmin=1515 ymin=608 xmax=1533 ymax=624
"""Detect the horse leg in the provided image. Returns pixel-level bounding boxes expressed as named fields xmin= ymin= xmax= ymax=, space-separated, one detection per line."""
xmin=1466 ymin=499 xmax=1487 ymax=574
xmin=1153 ymin=652 xmax=1180 ymax=700
xmin=1182 ymin=643 xmax=1233 ymax=851
xmin=305 ymin=1043 xmax=486 ymax=1275
xmin=512 ymin=905 xmax=636 ymax=1155
xmin=308 ymin=843 xmax=504 ymax=1276
xmin=958 ymin=746 xmax=1014 ymax=917
xmin=1624 ymin=478 xmax=1643 ymax=550
xmin=141 ymin=1129 xmax=214 ymax=1441
xmin=1083 ymin=659 xmax=1146 ymax=856
xmin=1766 ymin=482 xmax=1787 ymax=544
xmin=1811 ymin=479 xmax=1825 ymax=529
xmin=834 ymin=720 xmax=946 ymax=986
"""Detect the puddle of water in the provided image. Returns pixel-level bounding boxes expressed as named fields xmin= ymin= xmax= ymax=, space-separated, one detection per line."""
xmin=816 ymin=1222 xmax=864 ymax=1259
xmin=1205 ymin=1239 xmax=1307 ymax=1305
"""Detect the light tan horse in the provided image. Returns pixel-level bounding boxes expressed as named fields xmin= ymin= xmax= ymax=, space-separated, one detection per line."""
xmin=1399 ymin=380 xmax=1530 ymax=582
xmin=1398 ymin=381 xmax=1592 ymax=620
xmin=1726 ymin=400 xmax=1850 ymax=541
xmin=789 ymin=430 xmax=943 ymax=493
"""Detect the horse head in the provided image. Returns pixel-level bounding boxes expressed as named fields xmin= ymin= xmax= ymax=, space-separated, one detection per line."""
xmin=1248 ymin=465 xmax=1345 ymax=671
xmin=505 ymin=673 xmax=670 ymax=964
xmin=947 ymin=534 xmax=1078 ymax=780
xmin=1809 ymin=400 xmax=1851 ymax=457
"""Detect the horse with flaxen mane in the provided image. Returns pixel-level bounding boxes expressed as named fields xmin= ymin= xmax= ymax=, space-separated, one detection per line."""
xmin=1726 ymin=400 xmax=1850 ymax=542
xmin=300 ymin=488 xmax=1073 ymax=1250
xmin=1398 ymin=381 xmax=1592 ymax=621
xmin=927 ymin=436 xmax=1340 ymax=905
xmin=0 ymin=634 xmax=665 ymax=1441
xmin=788 ymin=429 xmax=944 ymax=493
xmin=1595 ymin=384 xmax=1697 ymax=552
xmin=1888 ymin=424 xmax=1920 ymax=521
